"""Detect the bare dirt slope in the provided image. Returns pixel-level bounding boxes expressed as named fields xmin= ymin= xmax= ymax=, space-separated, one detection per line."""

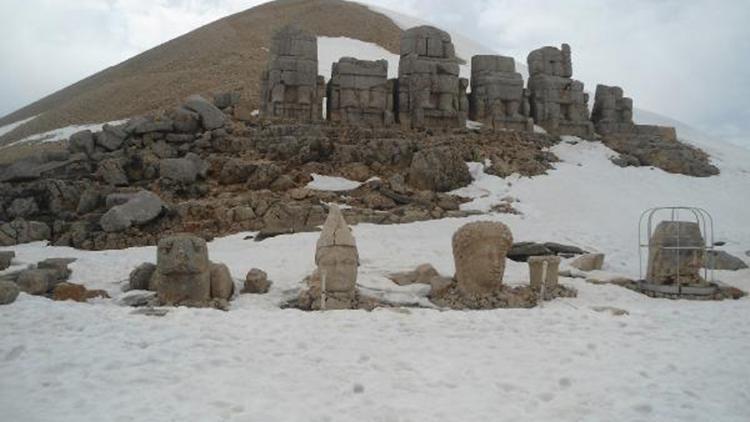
xmin=0 ymin=0 xmax=402 ymax=146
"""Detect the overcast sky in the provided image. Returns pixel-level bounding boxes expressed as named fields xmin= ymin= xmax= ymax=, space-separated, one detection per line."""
xmin=0 ymin=0 xmax=748 ymax=146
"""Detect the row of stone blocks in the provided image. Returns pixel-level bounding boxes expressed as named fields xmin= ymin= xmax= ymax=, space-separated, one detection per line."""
xmin=260 ymin=25 xmax=675 ymax=139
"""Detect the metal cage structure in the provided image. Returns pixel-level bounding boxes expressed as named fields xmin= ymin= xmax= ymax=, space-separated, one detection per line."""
xmin=638 ymin=207 xmax=717 ymax=296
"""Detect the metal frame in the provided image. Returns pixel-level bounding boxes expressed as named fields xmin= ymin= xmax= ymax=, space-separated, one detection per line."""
xmin=638 ymin=207 xmax=715 ymax=295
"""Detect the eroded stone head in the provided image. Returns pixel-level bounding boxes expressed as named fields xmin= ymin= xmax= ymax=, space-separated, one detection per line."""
xmin=315 ymin=205 xmax=358 ymax=293
xmin=452 ymin=221 xmax=513 ymax=295
xmin=157 ymin=234 xmax=210 ymax=275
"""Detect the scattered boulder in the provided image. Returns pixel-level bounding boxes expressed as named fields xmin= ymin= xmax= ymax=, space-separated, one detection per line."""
xmin=705 ymin=251 xmax=748 ymax=271
xmin=95 ymin=124 xmax=127 ymax=151
xmin=100 ymin=191 xmax=166 ymax=233
xmin=570 ymin=253 xmax=605 ymax=271
xmin=128 ymin=263 xmax=157 ymax=291
xmin=118 ymin=290 xmax=156 ymax=307
xmin=247 ymin=162 xmax=282 ymax=190
xmin=243 ymin=268 xmax=271 ymax=294
xmin=160 ymin=153 xmax=208 ymax=184
xmin=172 ymin=107 xmax=201 ymax=133
xmin=0 ymin=281 xmax=20 ymax=305
xmin=507 ymin=242 xmax=552 ymax=262
xmin=0 ymin=219 xmax=51 ymax=246
xmin=408 ymin=147 xmax=471 ymax=192
xmin=184 ymin=95 xmax=227 ymax=130
xmin=210 ymin=263 xmax=235 ymax=300
xmin=389 ymin=264 xmax=440 ymax=286
xmin=77 ymin=187 xmax=104 ymax=214
xmin=0 ymin=251 xmax=14 ymax=270
xmin=69 ymin=130 xmax=95 ymax=156
xmin=214 ymin=92 xmax=240 ymax=109
xmin=6 ymin=198 xmax=39 ymax=219
xmin=52 ymin=282 xmax=87 ymax=302
xmin=133 ymin=117 xmax=174 ymax=135
xmin=16 ymin=269 xmax=57 ymax=295
xmin=37 ymin=258 xmax=75 ymax=282
xmin=96 ymin=159 xmax=129 ymax=186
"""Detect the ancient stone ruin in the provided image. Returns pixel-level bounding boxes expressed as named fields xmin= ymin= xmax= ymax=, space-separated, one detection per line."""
xmin=647 ymin=221 xmax=706 ymax=285
xmin=397 ymin=26 xmax=468 ymax=130
xmin=296 ymin=205 xmax=362 ymax=310
xmin=260 ymin=25 xmax=325 ymax=121
xmin=452 ymin=221 xmax=514 ymax=295
xmin=592 ymin=84 xmax=677 ymax=140
xmin=469 ymin=55 xmax=533 ymax=131
xmin=526 ymin=44 xmax=594 ymax=137
xmin=528 ymin=255 xmax=561 ymax=292
xmin=326 ymin=57 xmax=394 ymax=127
xmin=129 ymin=234 xmax=236 ymax=308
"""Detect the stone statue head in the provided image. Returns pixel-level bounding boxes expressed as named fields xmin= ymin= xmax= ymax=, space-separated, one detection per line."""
xmin=452 ymin=221 xmax=513 ymax=295
xmin=157 ymin=234 xmax=210 ymax=275
xmin=315 ymin=205 xmax=359 ymax=292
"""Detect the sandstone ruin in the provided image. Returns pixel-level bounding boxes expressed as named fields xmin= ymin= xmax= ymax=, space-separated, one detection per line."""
xmin=260 ymin=25 xmax=325 ymax=121
xmin=297 ymin=205 xmax=360 ymax=310
xmin=592 ymin=84 xmax=677 ymax=140
xmin=526 ymin=44 xmax=594 ymax=137
xmin=452 ymin=221 xmax=513 ymax=295
xmin=647 ymin=221 xmax=706 ymax=285
xmin=397 ymin=26 xmax=467 ymax=130
xmin=528 ymin=255 xmax=561 ymax=291
xmin=152 ymin=234 xmax=234 ymax=307
xmin=326 ymin=57 xmax=394 ymax=127
xmin=469 ymin=55 xmax=533 ymax=131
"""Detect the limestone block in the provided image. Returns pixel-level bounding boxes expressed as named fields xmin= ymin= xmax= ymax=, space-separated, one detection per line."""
xmin=155 ymin=235 xmax=212 ymax=305
xmin=528 ymin=255 xmax=561 ymax=291
xmin=570 ymin=253 xmax=605 ymax=272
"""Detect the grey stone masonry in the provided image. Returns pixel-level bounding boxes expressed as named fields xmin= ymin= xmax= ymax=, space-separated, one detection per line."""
xmin=469 ymin=55 xmax=533 ymax=131
xmin=526 ymin=44 xmax=594 ymax=137
xmin=327 ymin=57 xmax=394 ymax=127
xmin=397 ymin=26 xmax=467 ymax=130
xmin=260 ymin=25 xmax=325 ymax=121
xmin=592 ymin=84 xmax=677 ymax=141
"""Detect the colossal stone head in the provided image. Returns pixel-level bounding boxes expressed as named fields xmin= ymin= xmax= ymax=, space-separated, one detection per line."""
xmin=315 ymin=205 xmax=358 ymax=293
xmin=452 ymin=221 xmax=514 ymax=295
xmin=157 ymin=234 xmax=210 ymax=275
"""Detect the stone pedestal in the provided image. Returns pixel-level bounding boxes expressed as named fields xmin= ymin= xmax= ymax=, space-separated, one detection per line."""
xmin=528 ymin=255 xmax=561 ymax=291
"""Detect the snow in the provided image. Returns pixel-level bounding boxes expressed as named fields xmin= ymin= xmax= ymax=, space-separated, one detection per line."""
xmin=306 ymin=173 xmax=363 ymax=191
xmin=0 ymin=115 xmax=38 ymax=138
xmin=2 ymin=119 xmax=127 ymax=149
xmin=1 ymin=131 xmax=749 ymax=421
xmin=318 ymin=36 xmax=400 ymax=80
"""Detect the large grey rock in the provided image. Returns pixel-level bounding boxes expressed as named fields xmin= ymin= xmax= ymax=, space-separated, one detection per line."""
xmin=76 ymin=187 xmax=104 ymax=214
xmin=6 ymin=198 xmax=38 ymax=219
xmin=0 ymin=251 xmax=14 ymax=270
xmin=100 ymin=191 xmax=165 ymax=232
xmin=260 ymin=25 xmax=324 ymax=122
xmin=507 ymin=242 xmax=553 ymax=262
xmin=214 ymin=92 xmax=240 ymax=109
xmin=172 ymin=107 xmax=201 ymax=133
xmin=469 ymin=55 xmax=533 ymax=131
xmin=69 ymin=130 xmax=95 ymax=156
xmin=407 ymin=147 xmax=471 ymax=192
xmin=397 ymin=26 xmax=467 ymax=130
xmin=37 ymin=258 xmax=75 ymax=284
xmin=95 ymin=124 xmax=127 ymax=151
xmin=327 ymin=57 xmax=394 ymax=127
xmin=526 ymin=44 xmax=594 ymax=137
xmin=0 ymin=281 xmax=20 ymax=305
xmin=16 ymin=269 xmax=57 ymax=295
xmin=243 ymin=268 xmax=271 ymax=294
xmin=705 ymin=251 xmax=748 ymax=271
xmin=128 ymin=263 xmax=157 ymax=291
xmin=133 ymin=118 xmax=174 ymax=135
xmin=184 ymin=95 xmax=226 ymax=130
xmin=96 ymin=159 xmax=129 ymax=186
xmin=159 ymin=153 xmax=207 ymax=184
xmin=0 ymin=219 xmax=50 ymax=246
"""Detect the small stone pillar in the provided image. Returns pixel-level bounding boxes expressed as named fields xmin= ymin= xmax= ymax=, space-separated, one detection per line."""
xmin=528 ymin=255 xmax=561 ymax=291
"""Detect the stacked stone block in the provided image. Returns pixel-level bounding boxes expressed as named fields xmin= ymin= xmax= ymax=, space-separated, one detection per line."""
xmin=469 ymin=55 xmax=533 ymax=131
xmin=326 ymin=57 xmax=394 ymax=127
xmin=592 ymin=84 xmax=677 ymax=141
xmin=260 ymin=25 xmax=325 ymax=121
xmin=526 ymin=44 xmax=594 ymax=137
xmin=397 ymin=26 xmax=468 ymax=130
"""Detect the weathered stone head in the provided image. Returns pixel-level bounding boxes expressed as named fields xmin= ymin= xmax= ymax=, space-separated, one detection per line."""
xmin=452 ymin=221 xmax=513 ymax=295
xmin=527 ymin=43 xmax=572 ymax=77
xmin=157 ymin=235 xmax=210 ymax=275
xmin=647 ymin=221 xmax=705 ymax=285
xmin=315 ymin=205 xmax=358 ymax=293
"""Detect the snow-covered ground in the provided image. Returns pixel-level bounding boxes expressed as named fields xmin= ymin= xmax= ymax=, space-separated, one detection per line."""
xmin=0 ymin=115 xmax=38 ymax=138
xmin=1 ymin=133 xmax=749 ymax=421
